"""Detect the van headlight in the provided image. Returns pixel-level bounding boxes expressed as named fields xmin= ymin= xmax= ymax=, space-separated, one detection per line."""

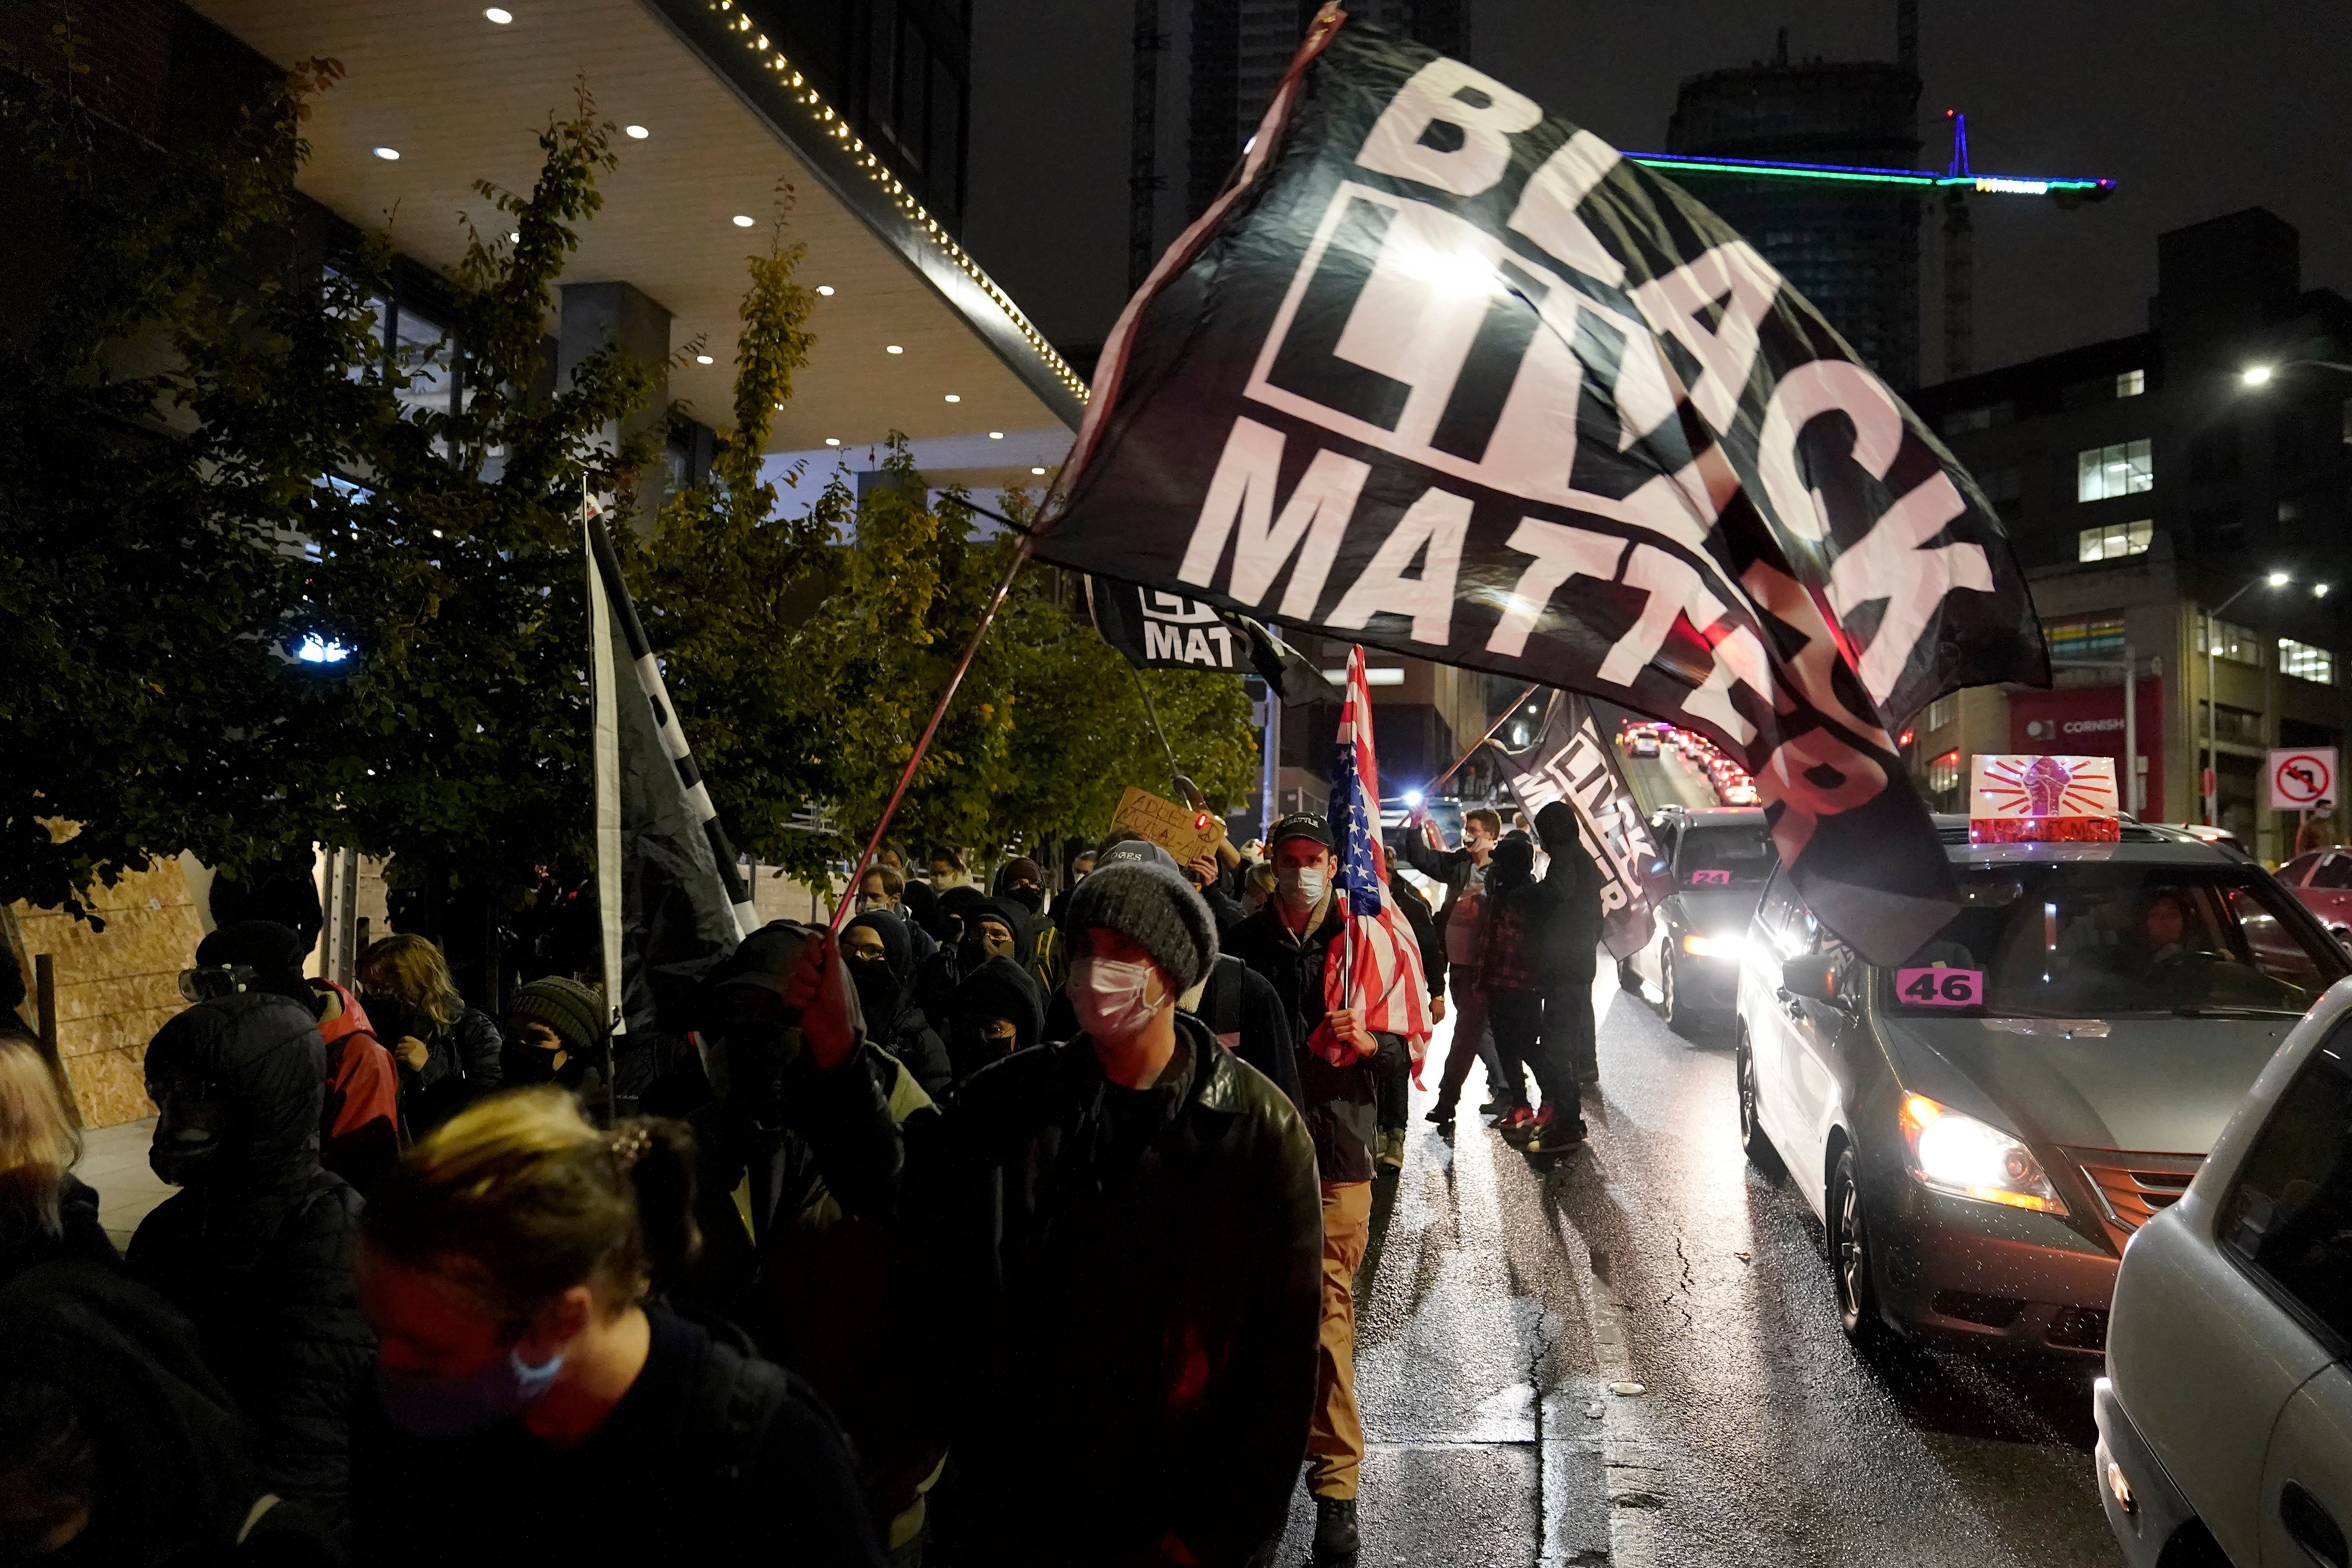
xmin=1682 ymin=932 xmax=1746 ymax=960
xmin=1897 ymin=1094 xmax=2067 ymax=1215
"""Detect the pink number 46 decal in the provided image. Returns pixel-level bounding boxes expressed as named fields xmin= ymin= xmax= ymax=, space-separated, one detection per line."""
xmin=1895 ymin=967 xmax=1983 ymax=1007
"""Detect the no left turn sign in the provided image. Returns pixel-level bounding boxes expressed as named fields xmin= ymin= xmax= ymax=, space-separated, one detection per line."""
xmin=2267 ymin=748 xmax=2338 ymax=811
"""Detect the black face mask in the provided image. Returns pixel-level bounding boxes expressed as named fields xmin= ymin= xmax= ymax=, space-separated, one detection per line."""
xmin=846 ymin=956 xmax=902 ymax=1023
xmin=148 ymin=1082 xmax=230 ymax=1187
xmin=1003 ymin=885 xmax=1043 ymax=914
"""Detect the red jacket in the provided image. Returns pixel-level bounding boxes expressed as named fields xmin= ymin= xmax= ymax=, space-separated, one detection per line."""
xmin=311 ymin=979 xmax=400 ymax=1192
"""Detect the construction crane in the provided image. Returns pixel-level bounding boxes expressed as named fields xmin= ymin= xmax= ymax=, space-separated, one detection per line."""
xmin=1625 ymin=116 xmax=2116 ymax=382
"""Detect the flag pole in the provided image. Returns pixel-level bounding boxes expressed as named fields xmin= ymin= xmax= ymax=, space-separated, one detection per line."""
xmin=833 ymin=537 xmax=1035 ymax=933
xmin=1423 ymin=683 xmax=1544 ymax=800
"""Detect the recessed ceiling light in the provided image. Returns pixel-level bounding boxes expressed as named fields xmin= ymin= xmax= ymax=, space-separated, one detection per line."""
xmin=731 ymin=214 xmax=754 ymax=227
xmin=484 ymin=6 xmax=512 ymax=21
xmin=1030 ymin=467 xmax=1046 ymax=475
xmin=815 ymin=285 xmax=835 ymax=296
xmin=694 ymin=354 xmax=713 ymax=365
xmin=943 ymin=393 xmax=960 ymax=403
xmin=988 ymin=431 xmax=1004 ymax=440
xmin=885 ymin=344 xmax=904 ymax=355
xmin=825 ymin=437 xmax=841 ymax=446
xmin=625 ymin=125 xmax=648 ymax=139
xmin=372 ymin=146 xmax=400 ymax=160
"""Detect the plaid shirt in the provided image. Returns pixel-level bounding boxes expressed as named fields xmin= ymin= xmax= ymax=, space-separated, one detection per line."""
xmin=1478 ymin=886 xmax=1542 ymax=996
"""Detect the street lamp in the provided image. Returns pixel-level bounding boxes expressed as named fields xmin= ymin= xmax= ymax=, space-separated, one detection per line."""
xmin=2241 ymin=358 xmax=2352 ymax=387
xmin=2204 ymin=572 xmax=2303 ymax=825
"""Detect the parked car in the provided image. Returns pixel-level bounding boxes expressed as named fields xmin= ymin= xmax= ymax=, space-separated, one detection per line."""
xmin=1734 ymin=817 xmax=2349 ymax=1356
xmin=2277 ymin=846 xmax=2352 ymax=948
xmin=1619 ymin=806 xmax=1777 ymax=1033
xmin=2095 ymin=977 xmax=2352 ymax=1568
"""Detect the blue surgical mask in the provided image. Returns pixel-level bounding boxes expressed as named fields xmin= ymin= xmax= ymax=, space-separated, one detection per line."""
xmin=375 ymin=1344 xmax=567 ymax=1437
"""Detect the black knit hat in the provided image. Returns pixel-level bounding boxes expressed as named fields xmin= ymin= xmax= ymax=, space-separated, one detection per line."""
xmin=503 ymin=977 xmax=607 ymax=1055
xmin=1061 ymin=862 xmax=1217 ymax=993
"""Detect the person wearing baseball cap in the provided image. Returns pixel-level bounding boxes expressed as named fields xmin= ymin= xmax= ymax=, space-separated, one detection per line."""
xmin=779 ymin=861 xmax=1322 ymax=1567
xmin=1224 ymin=810 xmax=1401 ymax=1562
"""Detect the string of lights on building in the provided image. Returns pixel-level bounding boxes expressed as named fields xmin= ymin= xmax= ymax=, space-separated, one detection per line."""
xmin=710 ymin=0 xmax=1091 ymax=406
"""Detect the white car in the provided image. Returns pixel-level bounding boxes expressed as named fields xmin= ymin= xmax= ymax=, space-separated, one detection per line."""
xmin=2096 ymin=978 xmax=2352 ymax=1568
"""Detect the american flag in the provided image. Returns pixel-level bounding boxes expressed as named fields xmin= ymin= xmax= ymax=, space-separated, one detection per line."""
xmin=1319 ymin=646 xmax=1436 ymax=1071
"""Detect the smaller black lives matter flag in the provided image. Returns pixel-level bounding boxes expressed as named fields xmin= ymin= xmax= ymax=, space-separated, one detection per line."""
xmin=1033 ymin=13 xmax=2046 ymax=962
xmin=1085 ymin=577 xmax=1338 ymax=705
xmin=1492 ymin=692 xmax=1666 ymax=960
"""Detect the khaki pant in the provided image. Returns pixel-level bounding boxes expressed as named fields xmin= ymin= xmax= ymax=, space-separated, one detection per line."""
xmin=1308 ymin=1178 xmax=1374 ymax=1500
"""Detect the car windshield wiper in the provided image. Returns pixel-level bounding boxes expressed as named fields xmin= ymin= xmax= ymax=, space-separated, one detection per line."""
xmin=2165 ymin=1005 xmax=2305 ymax=1019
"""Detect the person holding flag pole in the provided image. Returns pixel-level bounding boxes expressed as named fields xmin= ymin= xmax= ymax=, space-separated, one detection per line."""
xmin=1227 ymin=646 xmax=1433 ymax=1564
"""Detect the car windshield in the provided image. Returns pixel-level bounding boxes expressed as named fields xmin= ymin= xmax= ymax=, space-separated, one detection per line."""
xmin=1888 ymin=861 xmax=2350 ymax=1018
xmin=1677 ymin=823 xmax=1776 ymax=889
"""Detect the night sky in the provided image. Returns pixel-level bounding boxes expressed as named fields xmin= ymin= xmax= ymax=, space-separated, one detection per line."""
xmin=964 ymin=0 xmax=2352 ymax=385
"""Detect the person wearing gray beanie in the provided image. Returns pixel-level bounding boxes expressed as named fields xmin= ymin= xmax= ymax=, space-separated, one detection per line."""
xmin=1060 ymin=861 xmax=1218 ymax=996
xmin=776 ymin=847 xmax=1323 ymax=1566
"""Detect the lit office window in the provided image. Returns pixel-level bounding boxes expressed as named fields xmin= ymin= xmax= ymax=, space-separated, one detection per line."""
xmin=2047 ymin=613 xmax=2127 ymax=661
xmin=1927 ymin=749 xmax=1962 ymax=799
xmin=1922 ymin=694 xmax=1959 ymax=733
xmin=2116 ymin=369 xmax=2145 ymax=397
xmin=2197 ymin=615 xmax=2263 ymax=665
xmin=2077 ymin=439 xmax=2153 ymax=502
xmin=2281 ymin=638 xmax=2337 ymax=686
xmin=2078 ymin=520 xmax=2153 ymax=562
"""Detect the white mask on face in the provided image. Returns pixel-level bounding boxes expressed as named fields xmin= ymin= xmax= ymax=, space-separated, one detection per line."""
xmin=1278 ymin=866 xmax=1328 ymax=906
xmin=1071 ymin=956 xmax=1166 ymax=1041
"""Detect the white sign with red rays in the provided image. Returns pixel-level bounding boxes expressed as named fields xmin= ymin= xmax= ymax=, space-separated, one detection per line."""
xmin=1969 ymin=755 xmax=2120 ymax=820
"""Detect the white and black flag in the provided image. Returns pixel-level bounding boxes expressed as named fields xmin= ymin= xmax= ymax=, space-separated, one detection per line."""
xmin=1085 ymin=577 xmax=1339 ymax=705
xmin=1034 ymin=14 xmax=2046 ymax=961
xmin=1491 ymin=692 xmax=1667 ymax=961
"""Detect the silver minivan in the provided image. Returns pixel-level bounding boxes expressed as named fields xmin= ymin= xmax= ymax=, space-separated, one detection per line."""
xmin=1734 ymin=818 xmax=2348 ymax=1355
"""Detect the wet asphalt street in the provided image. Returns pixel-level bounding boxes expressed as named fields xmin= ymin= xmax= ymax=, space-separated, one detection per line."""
xmin=1265 ymin=746 xmax=2123 ymax=1567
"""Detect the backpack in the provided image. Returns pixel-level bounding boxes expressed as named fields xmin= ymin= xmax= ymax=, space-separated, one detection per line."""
xmin=672 ymin=1314 xmax=850 ymax=1530
xmin=1195 ymin=955 xmax=1247 ymax=1052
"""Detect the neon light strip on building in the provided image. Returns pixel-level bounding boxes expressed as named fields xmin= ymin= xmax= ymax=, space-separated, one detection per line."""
xmin=1626 ymin=152 xmax=2115 ymax=197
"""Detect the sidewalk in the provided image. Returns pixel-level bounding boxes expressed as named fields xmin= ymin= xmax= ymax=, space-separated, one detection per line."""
xmin=77 ymin=1116 xmax=173 ymax=1252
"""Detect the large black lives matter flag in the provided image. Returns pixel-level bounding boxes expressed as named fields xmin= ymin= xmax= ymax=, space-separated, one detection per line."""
xmin=1492 ymin=692 xmax=1667 ymax=961
xmin=1032 ymin=13 xmax=2046 ymax=962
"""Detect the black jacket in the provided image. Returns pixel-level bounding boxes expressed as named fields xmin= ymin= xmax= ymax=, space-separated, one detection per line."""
xmin=806 ymin=1013 xmax=1323 ymax=1568
xmin=1388 ymin=871 xmax=1445 ymax=1000
xmin=126 ymin=994 xmax=373 ymax=1534
xmin=1534 ymin=804 xmax=1606 ymax=984
xmin=1041 ymin=954 xmax=1304 ymax=1112
xmin=1226 ymin=899 xmax=1392 ymax=1184
xmin=0 ymin=1259 xmax=263 ymax=1564
xmin=0 ymin=1173 xmax=120 ymax=1289
xmin=352 ymin=1308 xmax=885 ymax=1566
xmin=381 ymin=1003 xmax=503 ymax=1136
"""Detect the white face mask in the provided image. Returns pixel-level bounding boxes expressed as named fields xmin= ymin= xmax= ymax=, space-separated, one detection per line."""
xmin=1070 ymin=956 xmax=1166 ymax=1041
xmin=1278 ymin=866 xmax=1328 ymax=906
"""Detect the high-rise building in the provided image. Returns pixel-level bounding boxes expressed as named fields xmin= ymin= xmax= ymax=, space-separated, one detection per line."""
xmin=1664 ymin=32 xmax=1923 ymax=388
xmin=1185 ymin=0 xmax=1470 ymax=219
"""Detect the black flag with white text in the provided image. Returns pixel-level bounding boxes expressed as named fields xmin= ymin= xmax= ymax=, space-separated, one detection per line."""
xmin=1034 ymin=14 xmax=2044 ymax=962
xmin=1491 ymin=691 xmax=1667 ymax=962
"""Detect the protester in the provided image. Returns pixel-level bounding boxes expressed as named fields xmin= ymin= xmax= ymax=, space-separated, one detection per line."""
xmin=1224 ymin=814 xmax=1393 ymax=1563
xmin=992 ymin=858 xmax=1062 ymax=986
xmin=900 ymin=876 xmax=948 ymax=950
xmin=1240 ymin=859 xmax=1278 ymax=918
xmin=785 ymin=862 xmax=1323 ymax=1567
xmin=1477 ymin=834 xmax=1586 ymax=1155
xmin=501 ymin=975 xmax=611 ymax=1094
xmin=913 ymin=886 xmax=989 ymax=1019
xmin=857 ymin=865 xmax=938 ymax=963
xmin=1184 ymin=849 xmax=1250 ymax=933
xmin=939 ymin=954 xmax=1045 ymax=1089
xmin=844 ymin=910 xmax=953 ymax=1099
xmin=0 ymin=1256 xmax=267 ymax=1564
xmin=0 ymin=1039 xmax=112 ymax=1287
xmin=350 ymin=1089 xmax=887 ymax=1565
xmin=1407 ymin=809 xmax=1512 ymax=1125
xmin=192 ymin=920 xmax=400 ymax=1192
xmin=1068 ymin=848 xmax=1097 ymax=885
xmin=358 ymin=932 xmax=504 ymax=1137
xmin=1047 ymin=843 xmax=1303 ymax=1112
xmin=682 ymin=923 xmax=945 ymax=1552
xmin=128 ymin=993 xmax=374 ymax=1535
xmin=926 ymin=847 xmax=975 ymax=891
xmin=1534 ymin=803 xmax=1606 ymax=1094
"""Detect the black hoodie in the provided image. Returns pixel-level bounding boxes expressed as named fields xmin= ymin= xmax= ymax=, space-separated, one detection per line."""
xmin=0 ymin=1259 xmax=262 ymax=1564
xmin=844 ymin=910 xmax=951 ymax=1099
xmin=125 ymin=994 xmax=372 ymax=1534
